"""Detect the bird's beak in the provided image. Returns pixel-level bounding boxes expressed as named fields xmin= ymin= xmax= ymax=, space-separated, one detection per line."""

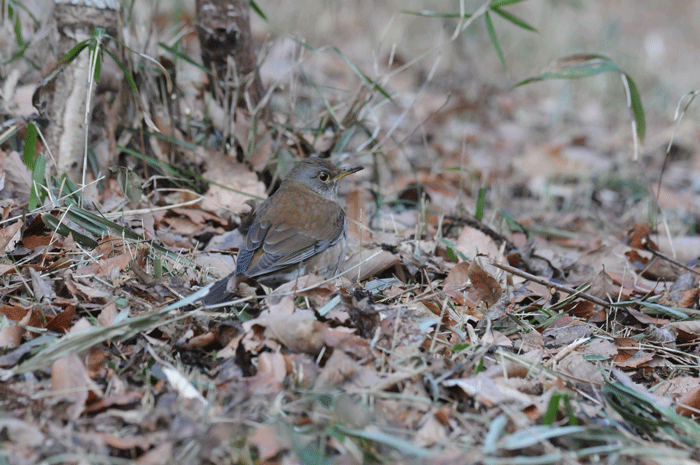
xmin=333 ymin=165 xmax=364 ymax=181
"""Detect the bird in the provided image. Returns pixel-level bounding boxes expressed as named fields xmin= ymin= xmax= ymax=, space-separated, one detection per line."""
xmin=202 ymin=157 xmax=363 ymax=305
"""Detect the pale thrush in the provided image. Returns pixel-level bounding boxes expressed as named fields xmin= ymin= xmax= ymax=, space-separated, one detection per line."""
xmin=203 ymin=157 xmax=363 ymax=305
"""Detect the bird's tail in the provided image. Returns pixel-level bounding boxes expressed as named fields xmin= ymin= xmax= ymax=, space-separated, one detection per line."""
xmin=201 ymin=273 xmax=235 ymax=306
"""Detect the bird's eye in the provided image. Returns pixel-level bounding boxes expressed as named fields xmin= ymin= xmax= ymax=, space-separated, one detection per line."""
xmin=318 ymin=172 xmax=331 ymax=182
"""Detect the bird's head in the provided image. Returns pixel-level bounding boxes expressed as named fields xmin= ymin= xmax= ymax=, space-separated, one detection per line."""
xmin=285 ymin=157 xmax=363 ymax=199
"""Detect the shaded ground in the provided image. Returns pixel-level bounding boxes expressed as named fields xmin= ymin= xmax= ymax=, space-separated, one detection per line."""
xmin=2 ymin=1 xmax=700 ymax=464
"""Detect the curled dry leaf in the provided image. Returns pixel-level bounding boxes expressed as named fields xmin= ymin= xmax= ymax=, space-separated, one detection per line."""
xmin=556 ymin=353 xmax=605 ymax=384
xmin=456 ymin=226 xmax=505 ymax=277
xmin=626 ymin=222 xmax=655 ymax=250
xmin=248 ymin=423 xmax=287 ymax=462
xmin=200 ymin=150 xmax=266 ymax=214
xmin=314 ymin=349 xmax=377 ymax=391
xmin=97 ymin=301 xmax=118 ymax=327
xmin=29 ymin=267 xmax=55 ymax=302
xmin=0 ymin=418 xmax=45 ymax=448
xmin=415 ymin=415 xmax=448 ymax=447
xmin=676 ymin=386 xmax=700 ymax=418
xmin=443 ymin=373 xmax=535 ymax=408
xmin=0 ymin=220 xmax=23 ymax=253
xmin=665 ymin=320 xmax=700 ymax=339
xmin=643 ymin=324 xmax=677 ymax=348
xmin=51 ymin=354 xmax=95 ymax=420
xmin=343 ymin=246 xmax=400 ymax=283
xmin=0 ymin=309 xmax=31 ymax=349
xmin=262 ymin=311 xmax=326 ymax=354
xmin=257 ymin=352 xmax=288 ymax=389
xmin=468 ymin=259 xmax=502 ymax=307
xmin=443 ymin=261 xmax=470 ymax=305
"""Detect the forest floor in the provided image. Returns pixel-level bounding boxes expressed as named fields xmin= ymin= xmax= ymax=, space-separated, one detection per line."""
xmin=3 ymin=1 xmax=700 ymax=464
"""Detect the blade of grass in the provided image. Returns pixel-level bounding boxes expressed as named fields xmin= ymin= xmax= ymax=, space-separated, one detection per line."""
xmin=158 ymin=42 xmax=210 ymax=73
xmin=491 ymin=6 xmax=537 ymax=32
xmin=475 ymin=187 xmax=487 ymax=221
xmin=516 ymin=54 xmax=645 ymax=140
xmin=249 ymin=0 xmax=267 ymax=21
xmin=333 ymin=47 xmax=392 ymax=101
xmin=484 ymin=11 xmax=506 ymax=71
xmin=334 ymin=425 xmax=434 ymax=459
xmin=22 ymin=122 xmax=37 ymax=168
xmin=402 ymin=10 xmax=471 ymax=19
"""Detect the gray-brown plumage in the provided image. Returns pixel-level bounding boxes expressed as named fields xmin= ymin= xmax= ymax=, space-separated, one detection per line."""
xmin=203 ymin=158 xmax=363 ymax=305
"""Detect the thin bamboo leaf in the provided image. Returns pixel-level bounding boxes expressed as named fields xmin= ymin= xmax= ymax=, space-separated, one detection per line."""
xmin=333 ymin=47 xmax=392 ymax=101
xmin=622 ymin=72 xmax=646 ymax=139
xmin=42 ymin=214 xmax=99 ymax=248
xmin=29 ymin=153 xmax=46 ymax=211
xmin=158 ymin=42 xmax=210 ymax=73
xmin=22 ymin=122 xmax=37 ymax=169
xmin=503 ymin=425 xmax=588 ymax=449
xmin=492 ymin=6 xmax=537 ymax=32
xmin=402 ymin=10 xmax=471 ymax=19
xmin=335 ymin=426 xmax=434 ymax=458
xmin=484 ymin=11 xmax=507 ymax=71
xmin=249 ymin=0 xmax=267 ymax=21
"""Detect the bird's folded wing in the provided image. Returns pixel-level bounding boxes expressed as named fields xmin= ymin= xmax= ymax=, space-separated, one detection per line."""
xmin=244 ymin=199 xmax=346 ymax=277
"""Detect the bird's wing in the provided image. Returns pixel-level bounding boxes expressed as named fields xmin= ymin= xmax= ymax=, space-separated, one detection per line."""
xmin=240 ymin=187 xmax=346 ymax=277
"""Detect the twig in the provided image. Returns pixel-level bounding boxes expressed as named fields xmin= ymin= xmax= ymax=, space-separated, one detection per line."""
xmin=490 ymin=261 xmax=611 ymax=308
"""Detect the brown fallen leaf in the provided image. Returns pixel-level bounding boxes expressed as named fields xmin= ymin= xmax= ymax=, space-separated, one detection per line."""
xmin=98 ymin=301 xmax=119 ymax=326
xmin=261 ymin=310 xmax=326 ymax=355
xmin=248 ymin=423 xmax=287 ymax=462
xmin=137 ymin=441 xmax=174 ymax=464
xmin=444 ymin=261 xmax=470 ymax=305
xmin=0 ymin=220 xmax=23 ymax=253
xmin=200 ymin=149 xmax=266 ymax=214
xmin=468 ymin=259 xmax=502 ymax=307
xmin=676 ymin=385 xmax=700 ymax=418
xmin=557 ymin=353 xmax=605 ymax=384
xmin=76 ymin=252 xmax=132 ymax=278
xmin=51 ymin=354 xmax=93 ymax=420
xmin=0 ymin=309 xmax=31 ymax=349
xmin=257 ymin=352 xmax=288 ymax=389
xmin=29 ymin=267 xmax=55 ymax=302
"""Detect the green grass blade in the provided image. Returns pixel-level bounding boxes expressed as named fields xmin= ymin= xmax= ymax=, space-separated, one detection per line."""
xmin=12 ymin=6 xmax=24 ymax=48
xmin=158 ymin=42 xmax=210 ymax=73
xmin=8 ymin=0 xmax=41 ymax=27
xmin=93 ymin=47 xmax=102 ymax=81
xmin=59 ymin=38 xmax=92 ymax=66
xmin=516 ymin=55 xmax=620 ymax=86
xmin=516 ymin=54 xmax=646 ymax=142
xmin=484 ymin=11 xmax=507 ymax=71
xmin=503 ymin=425 xmax=588 ymax=449
xmin=622 ymin=72 xmax=646 ymax=139
xmin=29 ymin=153 xmax=46 ymax=210
xmin=335 ymin=425 xmax=434 ymax=458
xmin=42 ymin=214 xmax=100 ymax=248
xmin=490 ymin=0 xmax=529 ymax=7
xmin=22 ymin=122 xmax=37 ymax=169
xmin=475 ymin=187 xmax=486 ymax=221
xmin=402 ymin=10 xmax=471 ymax=19
xmin=291 ymin=38 xmax=318 ymax=52
xmin=491 ymin=6 xmax=537 ymax=32
xmin=103 ymin=48 xmax=139 ymax=98
xmin=249 ymin=0 xmax=267 ymax=21
xmin=333 ymin=47 xmax=393 ymax=101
